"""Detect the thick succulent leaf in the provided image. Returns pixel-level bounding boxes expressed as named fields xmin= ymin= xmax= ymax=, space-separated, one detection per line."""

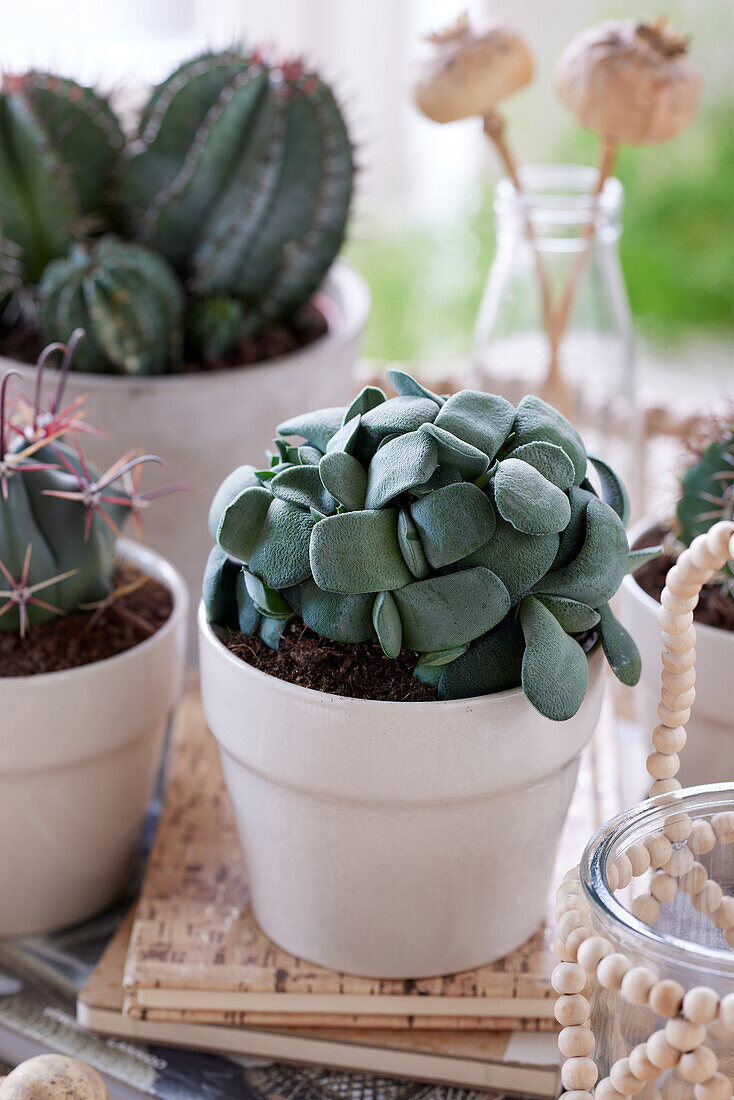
xmin=319 ymin=450 xmax=367 ymax=511
xmin=235 ymin=568 xmax=261 ymax=634
xmin=325 ymin=413 xmax=361 ymax=455
xmin=410 ymin=465 xmax=462 ymax=497
xmin=299 ymin=444 xmax=323 ymax=465
xmin=216 ymin=485 xmax=272 ymax=561
xmin=494 ymin=458 xmax=571 ymax=535
xmin=397 ymin=509 xmax=430 ymax=579
xmin=462 ymin=511 xmax=559 ymax=603
xmin=277 ymin=406 xmax=346 ymax=452
xmin=248 ymin=498 xmax=315 ymax=588
xmin=520 ymin=596 xmax=589 ymax=721
xmin=208 ymin=465 xmax=261 ymax=538
xmin=394 ymin=567 xmax=510 ymax=651
xmin=553 ymin=487 xmax=597 ymax=569
xmin=243 ymin=569 xmax=293 ymax=618
xmin=598 ymin=602 xmax=641 ymax=686
xmin=410 ymin=482 xmax=496 ymax=569
xmin=259 ymin=615 xmax=292 ymax=650
xmin=373 ymin=591 xmax=403 ymax=658
xmin=281 ymin=583 xmax=302 ymax=615
xmin=509 ymin=395 xmax=587 ymax=485
xmin=437 ymin=614 xmax=525 ymax=700
xmin=533 ymin=497 xmax=629 ymax=608
xmin=310 ymin=509 xmax=412 ymax=593
xmin=300 ymin=579 xmax=375 ymax=643
xmin=413 ymin=662 xmax=443 ymax=688
xmin=534 ymin=594 xmax=600 ymax=632
xmin=355 ymin=396 xmax=439 ymax=465
xmin=419 ymin=422 xmax=489 ymax=480
xmin=627 ymin=545 xmax=663 ymax=573
xmin=344 ymin=385 xmax=386 ymax=422
xmin=270 ymin=464 xmax=337 ymax=515
xmin=386 ymin=368 xmax=445 ymax=406
xmin=434 ymin=390 xmax=515 ymax=461
xmin=202 ymin=545 xmax=240 ymax=628
xmin=510 ymin=441 xmax=575 ymax=491
xmin=588 ymin=454 xmax=630 ymax=525
xmin=365 ymin=430 xmax=438 ymax=509
xmin=416 ymin=643 xmax=469 ymax=668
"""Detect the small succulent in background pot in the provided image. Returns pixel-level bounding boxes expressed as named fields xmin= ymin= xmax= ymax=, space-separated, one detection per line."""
xmin=0 ymin=334 xmax=188 ymax=937
xmin=622 ymin=414 xmax=734 ymax=790
xmin=200 ymin=372 xmax=648 ymax=977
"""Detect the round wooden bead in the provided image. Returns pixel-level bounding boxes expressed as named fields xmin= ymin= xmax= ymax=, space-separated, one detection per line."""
xmin=661 ymin=588 xmax=699 ymax=614
xmin=626 ymin=843 xmax=651 ymax=877
xmin=647 ymin=1030 xmax=681 ymax=1069
xmin=621 ymin=966 xmax=657 ymax=1006
xmin=558 ymin=909 xmax=587 ymax=939
xmin=595 ymin=1078 xmax=626 ymax=1100
xmin=706 ymin=520 xmax=734 ymax=557
xmin=719 ymin=994 xmax=734 ymax=1031
xmin=652 ymin=724 xmax=687 ymax=753
xmin=561 ymin=1056 xmax=598 ymax=1092
xmin=610 ymin=1058 xmax=644 ymax=1096
xmin=657 ymin=606 xmax=694 ymax=633
xmin=558 ymin=1025 xmax=595 ymax=1058
xmin=665 ymin=571 xmax=700 ymax=599
xmin=629 ymin=1044 xmax=660 ymax=1083
xmin=597 ymin=952 xmax=632 ymax=991
xmin=552 ymin=962 xmax=587 ymax=995
xmin=577 ymin=936 xmax=613 ymax=973
xmin=690 ymin=819 xmax=717 ymax=856
xmin=678 ymin=1047 xmax=719 ymax=1085
xmin=565 ymin=924 xmax=593 ymax=962
xmin=692 ymin=880 xmax=724 ymax=914
xmin=662 ymin=624 xmax=697 ymax=653
xmin=555 ymin=993 xmax=590 ymax=1026
xmin=657 ymin=702 xmax=691 ymax=727
xmin=712 ymin=811 xmax=734 ymax=843
xmin=630 ymin=893 xmax=659 ymax=926
xmin=661 ymin=685 xmax=696 ymax=711
xmin=674 ymin=554 xmax=710 ymax=585
xmin=560 ymin=1093 xmax=594 ymax=1100
xmin=606 ymin=861 xmax=619 ymax=892
xmin=664 ymin=811 xmax=692 ymax=842
xmin=679 ymin=862 xmax=708 ymax=895
xmin=555 ymin=895 xmax=585 ymax=918
xmin=646 ymin=832 xmax=673 ymax=868
xmin=558 ymin=879 xmax=585 ymax=899
xmin=661 ymin=647 xmax=695 ymax=673
xmin=666 ymin=1017 xmax=707 ymax=1052
xmin=650 ymin=871 xmax=678 ymax=903
xmin=647 ymin=752 xmax=680 ymax=780
xmin=614 ymin=854 xmax=633 ymax=890
xmin=651 ymin=779 xmax=682 ymax=797
xmin=649 ymin=979 xmax=685 ymax=1018
xmin=694 ymin=1073 xmax=734 ymax=1100
xmin=563 ymin=866 xmax=581 ymax=882
xmin=689 ymin=537 xmax=723 ymax=571
xmin=726 ymin=927 xmax=734 ymax=950
xmin=667 ymin=846 xmax=694 ymax=877
xmin=661 ymin=665 xmax=696 ymax=692
xmin=714 ymin=896 xmax=734 ymax=930
xmin=683 ymin=987 xmax=720 ymax=1026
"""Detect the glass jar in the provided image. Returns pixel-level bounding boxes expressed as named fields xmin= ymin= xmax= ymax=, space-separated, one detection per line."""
xmin=581 ymin=784 xmax=734 ymax=1097
xmin=472 ymin=164 xmax=641 ymax=512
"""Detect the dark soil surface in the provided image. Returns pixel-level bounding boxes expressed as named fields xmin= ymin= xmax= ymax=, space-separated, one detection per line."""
xmin=632 ymin=523 xmax=734 ymax=632
xmin=218 ymin=619 xmax=438 ymax=702
xmin=0 ymin=302 xmax=328 ymax=374
xmin=0 ymin=563 xmax=173 ymax=677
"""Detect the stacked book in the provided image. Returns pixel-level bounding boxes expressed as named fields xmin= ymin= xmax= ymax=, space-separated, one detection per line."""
xmin=76 ymin=690 xmax=623 ymax=1098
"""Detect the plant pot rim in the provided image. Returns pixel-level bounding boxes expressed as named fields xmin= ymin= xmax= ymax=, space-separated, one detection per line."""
xmin=624 ymin=516 xmax=734 ymax=643
xmin=198 ymin=600 xmax=603 ymax=712
xmin=1 ymin=261 xmax=369 ymax=390
xmin=1 ymin=538 xmax=188 ymax=686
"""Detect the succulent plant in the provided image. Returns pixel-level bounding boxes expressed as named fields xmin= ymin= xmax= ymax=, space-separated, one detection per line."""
xmin=121 ymin=49 xmax=354 ymax=344
xmin=0 ymin=72 xmax=124 ymax=297
xmin=39 ymin=235 xmax=184 ymax=374
xmin=677 ymin=422 xmax=734 ymax=596
xmin=0 ymin=332 xmax=181 ymax=634
xmin=204 ymin=371 xmax=648 ymax=720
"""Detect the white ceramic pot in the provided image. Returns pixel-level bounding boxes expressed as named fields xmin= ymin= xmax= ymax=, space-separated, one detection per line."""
xmin=199 ymin=605 xmax=605 ymax=978
xmin=0 ymin=540 xmax=187 ymax=938
xmin=621 ymin=520 xmax=734 ymax=789
xmin=5 ymin=262 xmax=370 ymax=661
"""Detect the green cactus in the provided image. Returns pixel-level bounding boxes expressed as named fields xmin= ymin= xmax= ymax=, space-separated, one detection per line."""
xmin=39 ymin=235 xmax=184 ymax=375
xmin=121 ymin=49 xmax=354 ymax=342
xmin=0 ymin=333 xmax=180 ymax=634
xmin=204 ymin=371 xmax=651 ymax=721
xmin=677 ymin=424 xmax=734 ymax=595
xmin=0 ymin=72 xmax=124 ymax=291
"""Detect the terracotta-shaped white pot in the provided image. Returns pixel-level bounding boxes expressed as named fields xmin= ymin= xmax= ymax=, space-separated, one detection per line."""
xmin=621 ymin=521 xmax=734 ymax=789
xmin=0 ymin=540 xmax=187 ymax=938
xmin=199 ymin=605 xmax=605 ymax=978
xmin=5 ymin=262 xmax=370 ymax=661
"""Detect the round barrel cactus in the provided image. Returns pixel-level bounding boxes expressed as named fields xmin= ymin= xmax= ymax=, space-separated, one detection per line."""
xmin=204 ymin=371 xmax=653 ymax=720
xmin=39 ymin=235 xmax=184 ymax=374
xmin=676 ymin=421 xmax=734 ymax=596
xmin=0 ymin=72 xmax=124 ymax=291
xmin=121 ymin=49 xmax=354 ymax=340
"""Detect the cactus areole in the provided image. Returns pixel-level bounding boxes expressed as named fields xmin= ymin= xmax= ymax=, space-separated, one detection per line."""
xmin=204 ymin=371 xmax=647 ymax=720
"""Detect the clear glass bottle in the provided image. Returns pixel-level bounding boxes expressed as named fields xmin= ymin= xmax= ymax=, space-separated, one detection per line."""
xmin=473 ymin=164 xmax=641 ymax=512
xmin=581 ymin=785 xmax=734 ymax=1097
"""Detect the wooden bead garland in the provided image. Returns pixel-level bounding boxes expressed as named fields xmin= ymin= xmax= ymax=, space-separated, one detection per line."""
xmin=551 ymin=525 xmax=734 ymax=1100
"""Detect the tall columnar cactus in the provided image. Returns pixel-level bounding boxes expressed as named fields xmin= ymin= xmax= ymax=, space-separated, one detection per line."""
xmin=121 ymin=49 xmax=354 ymax=339
xmin=0 ymin=334 xmax=180 ymax=634
xmin=204 ymin=371 xmax=654 ymax=720
xmin=39 ymin=236 xmax=184 ymax=375
xmin=677 ymin=423 xmax=734 ymax=595
xmin=0 ymin=73 xmax=124 ymax=293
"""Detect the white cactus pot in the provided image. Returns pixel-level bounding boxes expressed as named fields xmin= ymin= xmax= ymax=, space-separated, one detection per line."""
xmin=5 ymin=262 xmax=370 ymax=661
xmin=199 ymin=605 xmax=605 ymax=978
xmin=621 ymin=520 xmax=734 ymax=789
xmin=0 ymin=540 xmax=187 ymax=937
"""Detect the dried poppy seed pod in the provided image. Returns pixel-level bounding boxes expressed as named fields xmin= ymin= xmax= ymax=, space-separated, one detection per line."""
xmin=411 ymin=11 xmax=533 ymax=124
xmin=0 ymin=1055 xmax=109 ymax=1099
xmin=556 ymin=18 xmax=701 ymax=146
